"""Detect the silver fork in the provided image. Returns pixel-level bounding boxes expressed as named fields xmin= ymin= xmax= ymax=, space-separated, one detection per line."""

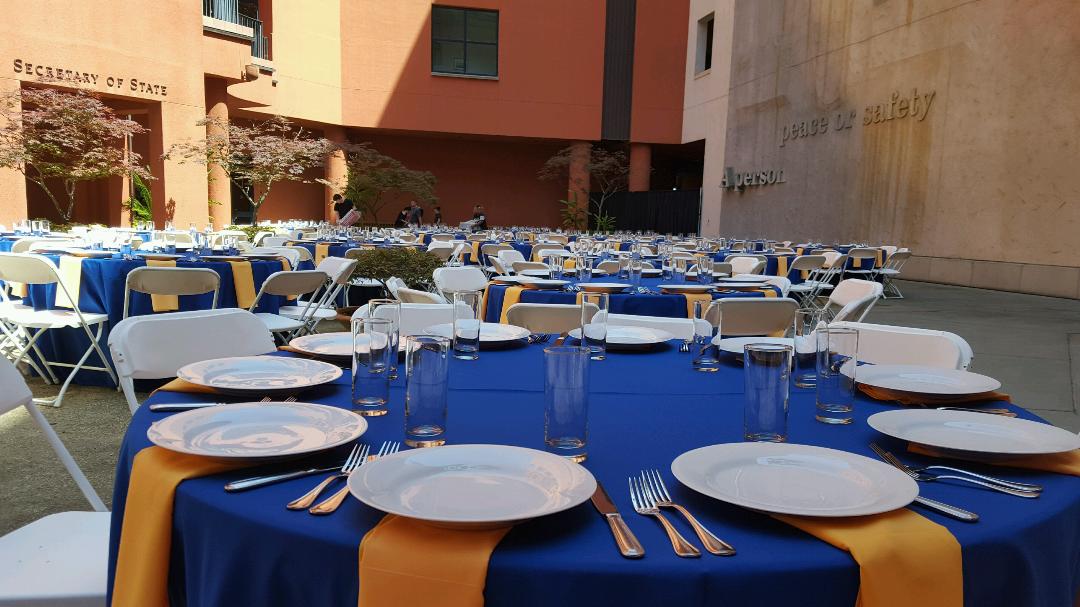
xmin=870 ymin=443 xmax=1038 ymax=499
xmin=309 ymin=441 xmax=401 ymax=515
xmin=286 ymin=443 xmax=369 ymax=510
xmin=909 ymin=463 xmax=1042 ymax=493
xmin=628 ymin=476 xmax=700 ymax=557
xmin=679 ymin=340 xmax=691 ymax=352
xmin=936 ymin=406 xmax=1017 ymax=417
xmin=641 ymin=469 xmax=734 ymax=556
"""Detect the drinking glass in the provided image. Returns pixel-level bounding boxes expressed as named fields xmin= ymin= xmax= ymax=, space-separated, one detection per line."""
xmin=368 ymin=298 xmax=401 ymax=379
xmin=743 ymin=343 xmax=792 ymax=442
xmin=691 ymin=300 xmax=719 ymax=372
xmin=404 ymin=335 xmax=450 ymax=447
xmin=31 ymin=220 xmax=42 ymax=235
xmin=544 ymin=346 xmax=591 ymax=462
xmin=815 ymin=326 xmax=859 ymax=424
xmin=452 ymin=290 xmax=482 ymax=360
xmin=40 ymin=220 xmax=50 ymax=234
xmin=164 ymin=220 xmax=174 ymax=231
xmin=628 ymin=258 xmax=643 ymax=289
xmin=617 ymin=256 xmax=631 ymax=280
xmin=544 ymin=254 xmax=561 ymax=279
xmin=576 ymin=255 xmax=592 ymax=282
xmin=580 ymin=292 xmax=608 ymax=360
xmin=696 ymin=257 xmax=715 ymax=285
xmin=351 ymin=317 xmax=393 ymax=416
xmin=792 ymin=310 xmax=821 ymax=389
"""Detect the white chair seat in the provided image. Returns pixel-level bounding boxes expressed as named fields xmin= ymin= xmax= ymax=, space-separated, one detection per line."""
xmin=1 ymin=304 xmax=108 ymax=329
xmin=254 ymin=313 xmax=305 ymax=332
xmin=0 ymin=511 xmax=110 ymax=607
xmin=878 ymin=268 xmax=900 ymax=276
xmin=277 ymin=306 xmax=338 ymax=321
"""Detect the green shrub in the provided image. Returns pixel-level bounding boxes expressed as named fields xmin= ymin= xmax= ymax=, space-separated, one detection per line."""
xmin=346 ymin=247 xmax=443 ymax=293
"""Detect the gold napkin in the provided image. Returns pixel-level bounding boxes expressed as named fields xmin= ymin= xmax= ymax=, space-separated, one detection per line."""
xmin=151 ymin=378 xmax=221 ymax=395
xmin=358 ymin=515 xmax=512 ymax=607
xmin=146 ymin=259 xmax=179 ymax=311
xmin=773 ymin=509 xmax=962 ymax=607
xmin=908 ymin=444 xmax=1080 ymax=477
xmin=498 ymin=286 xmax=526 ymax=323
xmin=227 ymin=260 xmax=257 ymax=309
xmin=682 ymin=292 xmax=713 ymax=318
xmin=53 ymin=255 xmax=84 ymax=309
xmin=315 ymin=242 xmax=331 ymax=265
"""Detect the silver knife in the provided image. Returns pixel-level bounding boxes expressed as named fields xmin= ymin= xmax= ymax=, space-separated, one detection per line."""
xmin=591 ymin=482 xmax=645 ymax=558
xmin=224 ymin=466 xmax=342 ymax=492
xmin=149 ymin=402 xmax=228 ymax=412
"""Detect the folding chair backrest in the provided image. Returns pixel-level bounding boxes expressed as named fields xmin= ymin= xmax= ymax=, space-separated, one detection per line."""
xmin=533 ymin=246 xmax=567 ymax=260
xmin=124 ymin=266 xmax=220 ymax=318
xmin=315 ymin=256 xmax=358 ymax=285
xmin=263 ymin=236 xmax=289 ymax=247
xmin=829 ymin=279 xmax=881 ymax=309
xmin=832 ymin=291 xmax=881 ymax=323
xmin=256 ymin=270 xmax=328 ymax=300
xmin=512 ymin=261 xmax=550 ymax=273
xmin=829 ymin=321 xmax=971 ymax=370
xmin=847 ymin=248 xmax=879 ymax=262
xmin=481 ymin=244 xmax=511 ymax=258
xmin=386 ymin=276 xmax=408 ymax=299
xmin=0 ymin=253 xmax=59 ymax=284
xmin=706 ymin=298 xmax=799 ymax=336
xmin=431 ymin=234 xmax=454 ymax=242
xmin=505 ymin=303 xmax=599 ymax=333
xmin=429 ymin=247 xmax=454 ymax=262
xmin=356 ymin=302 xmax=471 ymax=336
xmin=397 ymin=287 xmax=446 ymax=304
xmin=789 ymin=255 xmax=826 ymax=273
xmin=0 ymin=355 xmax=33 ymax=415
xmin=712 ymin=261 xmax=733 ymax=276
xmin=729 ymin=256 xmax=765 ymax=275
xmin=497 ymin=250 xmax=526 ymax=266
xmin=433 ymin=266 xmax=488 ymax=293
xmin=248 ymin=247 xmax=302 ymax=268
xmin=885 ymin=250 xmax=911 ymax=268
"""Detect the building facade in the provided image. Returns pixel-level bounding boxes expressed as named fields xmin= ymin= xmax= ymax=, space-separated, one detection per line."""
xmin=686 ymin=0 xmax=1080 ymax=298
xmin=0 ymin=0 xmax=688 ymax=230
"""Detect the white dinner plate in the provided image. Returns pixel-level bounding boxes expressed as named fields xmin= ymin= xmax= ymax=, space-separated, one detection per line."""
xmin=719 ymin=276 xmax=772 ymax=283
xmin=641 ymin=268 xmax=662 ymax=277
xmin=288 ymin=333 xmax=405 ymax=358
xmin=568 ymin=325 xmax=674 ymax=346
xmin=850 ymin=364 xmax=1001 ymax=395
xmin=176 ymin=356 xmax=342 ymax=394
xmin=713 ymin=336 xmax=793 ymax=354
xmin=685 ymin=271 xmax=729 ymax=279
xmin=523 ymin=279 xmax=570 ymax=290
xmin=348 ymin=444 xmax=596 ymax=527
xmin=658 ymin=284 xmax=714 ymax=294
xmin=62 ymin=249 xmax=115 ymax=258
xmin=136 ymin=252 xmax=185 ymax=261
xmin=519 ymin=269 xmax=554 ymax=277
xmin=578 ymin=282 xmax=631 ymax=294
xmin=147 ymin=402 xmax=367 ymax=461
xmin=424 ymin=322 xmax=532 ymax=344
xmin=671 ymin=442 xmax=918 ymax=517
xmin=867 ymin=409 xmax=1080 ymax=456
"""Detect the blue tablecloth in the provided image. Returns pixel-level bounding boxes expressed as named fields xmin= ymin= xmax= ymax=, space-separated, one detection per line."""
xmin=484 ymin=276 xmax=781 ymax=322
xmin=17 ymin=255 xmax=288 ymax=386
xmin=108 ymin=347 xmax=1080 ymax=606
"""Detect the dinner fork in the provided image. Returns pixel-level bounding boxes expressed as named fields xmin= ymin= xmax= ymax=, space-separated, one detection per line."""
xmin=309 ymin=441 xmax=401 ymax=515
xmin=870 ymin=443 xmax=1038 ymax=499
xmin=935 ymin=406 xmax=1017 ymax=417
xmin=641 ymin=469 xmax=734 ymax=556
xmin=628 ymin=476 xmax=700 ymax=557
xmin=679 ymin=340 xmax=691 ymax=353
xmin=286 ymin=443 xmax=369 ymax=510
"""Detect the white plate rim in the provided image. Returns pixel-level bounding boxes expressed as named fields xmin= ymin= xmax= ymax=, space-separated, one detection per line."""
xmin=851 ymin=364 xmax=1001 ymax=395
xmin=657 ymin=284 xmax=715 ymax=293
xmin=867 ymin=409 xmax=1080 ymax=455
xmin=671 ymin=442 xmax=919 ymax=517
xmin=568 ymin=325 xmax=674 ymax=345
xmin=347 ymin=444 xmax=597 ymax=525
xmin=713 ymin=336 xmax=793 ymax=353
xmin=423 ymin=322 xmax=532 ymax=343
xmin=176 ymin=355 xmax=343 ymax=392
xmin=146 ymin=401 xmax=367 ymax=459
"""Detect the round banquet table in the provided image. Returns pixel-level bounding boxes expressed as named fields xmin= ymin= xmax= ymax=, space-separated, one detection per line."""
xmin=109 ymin=346 xmax=1080 ymax=607
xmin=15 ymin=255 xmax=289 ymax=386
xmin=483 ymin=275 xmax=782 ymax=322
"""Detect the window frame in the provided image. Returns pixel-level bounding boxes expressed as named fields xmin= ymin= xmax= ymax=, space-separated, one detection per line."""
xmin=431 ymin=5 xmax=500 ymax=79
xmin=695 ymin=12 xmax=715 ymax=75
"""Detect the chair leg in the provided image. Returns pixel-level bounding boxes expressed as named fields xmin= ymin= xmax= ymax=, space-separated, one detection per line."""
xmin=82 ymin=321 xmax=118 ymax=386
xmin=24 ymin=402 xmax=108 ymax=511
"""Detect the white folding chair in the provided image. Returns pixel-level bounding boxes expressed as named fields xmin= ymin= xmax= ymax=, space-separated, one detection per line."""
xmin=122 ymin=266 xmax=220 ymax=319
xmin=385 ymin=276 xmax=408 ymax=300
xmin=505 ymin=302 xmax=599 ymax=334
xmin=878 ymin=250 xmax=911 ymax=299
xmin=705 ymin=298 xmax=800 ymax=337
xmin=844 ymin=247 xmax=881 ymax=280
xmin=734 ymin=274 xmax=792 ymax=297
xmin=829 ymin=321 xmax=973 ymax=370
xmin=0 ymin=254 xmax=116 ymax=407
xmin=726 ymin=255 xmax=766 ymax=275
xmin=433 ymin=266 xmax=488 ymax=299
xmin=826 ymin=279 xmax=884 ymax=323
xmin=0 ymin=357 xmax=110 ymax=606
xmin=497 ymin=249 xmax=526 ymax=271
xmin=397 ymin=287 xmax=447 ymax=304
xmin=278 ymin=257 xmax=358 ymax=332
xmin=108 ymin=309 xmax=276 ymax=413
xmin=287 ymin=245 xmax=314 ymax=264
xmin=246 ymin=246 xmax=302 ymax=269
xmin=248 ymin=270 xmax=329 ymax=342
xmin=353 ymin=302 xmax=471 ymax=336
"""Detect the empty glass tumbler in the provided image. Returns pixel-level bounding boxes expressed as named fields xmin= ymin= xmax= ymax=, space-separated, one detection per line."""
xmin=815 ymin=326 xmax=859 ymax=425
xmin=368 ymin=298 xmax=401 ymax=380
xmin=743 ymin=343 xmax=792 ymax=442
xmin=792 ymin=310 xmax=821 ymax=389
xmin=351 ymin=317 xmax=394 ymax=416
xmin=579 ymin=292 xmax=609 ymax=360
xmin=452 ymin=290 xmax=482 ymax=360
xmin=404 ymin=335 xmax=451 ymax=447
xmin=544 ymin=346 xmax=591 ymax=462
xmin=691 ymin=300 xmax=720 ymax=372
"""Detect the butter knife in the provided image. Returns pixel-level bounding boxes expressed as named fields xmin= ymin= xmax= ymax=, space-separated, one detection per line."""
xmin=591 ymin=482 xmax=645 ymax=558
xmin=149 ymin=402 xmax=228 ymax=412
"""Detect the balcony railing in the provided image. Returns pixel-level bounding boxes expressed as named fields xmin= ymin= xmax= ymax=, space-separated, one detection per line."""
xmin=202 ymin=0 xmax=270 ymax=61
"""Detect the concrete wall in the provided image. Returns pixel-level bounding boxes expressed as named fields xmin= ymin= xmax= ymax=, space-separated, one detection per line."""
xmin=690 ymin=0 xmax=1080 ymax=298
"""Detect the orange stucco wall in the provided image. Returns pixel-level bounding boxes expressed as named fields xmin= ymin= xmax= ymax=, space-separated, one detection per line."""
xmin=631 ymin=0 xmax=689 ymax=144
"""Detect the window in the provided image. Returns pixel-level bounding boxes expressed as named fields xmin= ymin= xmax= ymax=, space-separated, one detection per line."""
xmin=432 ymin=6 xmax=498 ymax=77
xmin=696 ymin=13 xmax=714 ymax=74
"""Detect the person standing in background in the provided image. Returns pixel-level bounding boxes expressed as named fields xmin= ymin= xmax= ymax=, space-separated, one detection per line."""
xmin=394 ymin=205 xmax=410 ymax=228
xmin=472 ymin=204 xmax=487 ymax=231
xmin=407 ymin=201 xmax=423 ymax=227
xmin=432 ymin=205 xmax=443 ymax=225
xmin=332 ymin=193 xmax=354 ymax=222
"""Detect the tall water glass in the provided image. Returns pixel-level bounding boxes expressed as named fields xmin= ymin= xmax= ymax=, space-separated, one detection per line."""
xmin=673 ymin=257 xmax=689 ymax=282
xmin=697 ymin=257 xmax=715 ymax=285
xmin=545 ymin=255 xmax=561 ymax=279
xmin=628 ymin=258 xmax=643 ymax=289
xmin=452 ymin=290 xmax=482 ymax=360
xmin=576 ymin=256 xmax=593 ymax=282
xmin=544 ymin=346 xmax=591 ymax=462
xmin=404 ymin=335 xmax=450 ymax=447
xmin=815 ymin=326 xmax=859 ymax=424
xmin=368 ymin=298 xmax=401 ymax=380
xmin=580 ymin=292 xmax=609 ymax=360
xmin=691 ymin=300 xmax=719 ymax=372
xmin=792 ymin=310 xmax=820 ymax=388
xmin=743 ymin=343 xmax=792 ymax=442
xmin=351 ymin=317 xmax=393 ymax=416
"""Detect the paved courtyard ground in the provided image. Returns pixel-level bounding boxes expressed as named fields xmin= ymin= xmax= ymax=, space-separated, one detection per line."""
xmin=3 ymin=280 xmax=1079 ymax=535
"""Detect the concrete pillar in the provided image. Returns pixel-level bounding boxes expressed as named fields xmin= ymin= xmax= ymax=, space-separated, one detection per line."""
xmin=205 ymin=79 xmax=231 ymax=228
xmin=0 ymin=78 xmax=27 ymax=227
xmin=567 ymin=141 xmax=591 ymax=222
xmin=628 ymin=142 xmax=651 ymax=192
xmin=323 ymin=124 xmax=347 ymax=223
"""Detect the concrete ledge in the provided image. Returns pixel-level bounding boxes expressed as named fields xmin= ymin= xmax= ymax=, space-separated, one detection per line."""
xmin=202 ymin=16 xmax=254 ymax=40
xmin=905 ymin=256 xmax=1080 ymax=299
